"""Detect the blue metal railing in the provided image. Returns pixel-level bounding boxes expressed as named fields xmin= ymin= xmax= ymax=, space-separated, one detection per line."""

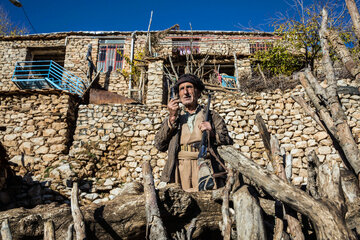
xmin=11 ymin=60 xmax=89 ymax=97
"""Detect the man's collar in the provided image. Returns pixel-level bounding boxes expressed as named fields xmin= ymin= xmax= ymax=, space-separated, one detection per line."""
xmin=183 ymin=104 xmax=202 ymax=116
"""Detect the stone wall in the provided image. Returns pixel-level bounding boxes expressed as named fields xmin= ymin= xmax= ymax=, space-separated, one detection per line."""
xmin=68 ymin=83 xmax=360 ymax=188
xmin=157 ymin=33 xmax=278 ymax=57
xmin=0 ymin=90 xmax=78 ymax=176
xmin=146 ymin=60 xmax=164 ymax=105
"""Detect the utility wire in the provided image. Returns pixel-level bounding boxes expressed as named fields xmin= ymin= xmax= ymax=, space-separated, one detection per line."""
xmin=21 ymin=5 xmax=37 ymax=33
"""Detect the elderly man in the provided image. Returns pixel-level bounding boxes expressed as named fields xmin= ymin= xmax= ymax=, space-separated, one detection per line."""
xmin=155 ymin=74 xmax=233 ymax=192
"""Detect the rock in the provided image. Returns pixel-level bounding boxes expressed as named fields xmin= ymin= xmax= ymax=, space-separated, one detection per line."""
xmin=118 ymin=168 xmax=128 ymax=180
xmin=43 ymin=129 xmax=57 ymax=137
xmin=49 ymin=144 xmax=66 ymax=153
xmin=85 ymin=193 xmax=99 ymax=200
xmin=4 ymin=134 xmax=17 ymax=141
xmin=314 ymin=132 xmax=328 ymax=141
xmin=31 ymin=137 xmax=45 ymax=145
xmin=290 ymin=149 xmax=304 ymax=157
xmin=292 ymin=176 xmax=304 ymax=185
xmin=9 ymin=155 xmax=33 ymax=166
xmin=50 ymin=169 xmax=61 ymax=179
xmin=42 ymin=154 xmax=58 ymax=162
xmin=295 ymin=141 xmax=307 ymax=149
xmin=57 ymin=164 xmax=74 ymax=179
xmin=35 ymin=146 xmax=49 ymax=155
xmin=21 ymin=132 xmax=34 ymax=139
xmin=318 ymin=146 xmax=332 ymax=155
xmin=103 ymin=179 xmax=114 ymax=186
xmin=111 ymin=182 xmax=144 ymax=197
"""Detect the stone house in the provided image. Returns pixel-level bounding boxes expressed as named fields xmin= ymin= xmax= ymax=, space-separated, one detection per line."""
xmin=0 ymin=30 xmax=278 ymax=103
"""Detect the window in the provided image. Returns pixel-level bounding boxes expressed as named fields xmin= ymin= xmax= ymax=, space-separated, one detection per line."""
xmin=97 ymin=39 xmax=125 ymax=72
xmin=172 ymin=38 xmax=200 ymax=55
xmin=249 ymin=42 xmax=273 ymax=54
xmin=26 ymin=46 xmax=66 ymax=66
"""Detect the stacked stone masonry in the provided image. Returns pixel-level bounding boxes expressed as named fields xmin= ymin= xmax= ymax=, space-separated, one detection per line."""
xmin=69 ymin=84 xmax=360 ymax=188
xmin=0 ymin=90 xmax=77 ymax=175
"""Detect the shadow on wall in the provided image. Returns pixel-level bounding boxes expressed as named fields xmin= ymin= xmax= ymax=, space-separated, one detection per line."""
xmin=0 ymin=144 xmax=69 ymax=211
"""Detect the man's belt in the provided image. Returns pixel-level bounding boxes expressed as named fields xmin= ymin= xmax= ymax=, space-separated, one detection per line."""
xmin=180 ymin=142 xmax=201 ymax=152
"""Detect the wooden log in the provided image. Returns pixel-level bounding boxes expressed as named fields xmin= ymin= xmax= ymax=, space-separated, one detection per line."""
xmin=257 ymin=63 xmax=267 ymax=86
xmin=186 ymin=218 xmax=197 ymax=240
xmin=221 ymin=169 xmax=234 ymax=240
xmin=328 ymin=28 xmax=360 ymax=81
xmin=233 ymin=52 xmax=241 ymax=89
xmin=340 ymin=169 xmax=360 ymax=205
xmin=318 ymin=162 xmax=346 ymax=214
xmin=233 ymin=185 xmax=266 ymax=240
xmin=307 ymin=151 xmax=320 ymax=199
xmin=0 ymin=184 xmax=222 ymax=239
xmin=66 ymin=223 xmax=74 ymax=240
xmin=44 ymin=220 xmax=55 ymax=240
xmin=71 ymin=182 xmax=86 ymax=240
xmin=256 ymin=114 xmax=304 ymax=240
xmin=168 ymin=56 xmax=178 ymax=81
xmin=1 ymin=219 xmax=12 ymax=240
xmin=291 ymin=95 xmax=325 ymax=130
xmin=255 ymin=113 xmax=272 ymax=162
xmin=307 ymin=15 xmax=360 ymax=176
xmin=142 ymin=161 xmax=168 ymax=240
xmin=285 ymin=154 xmax=292 ymax=182
xmin=218 ymin=145 xmax=356 ymax=240
xmin=346 ymin=0 xmax=360 ymax=40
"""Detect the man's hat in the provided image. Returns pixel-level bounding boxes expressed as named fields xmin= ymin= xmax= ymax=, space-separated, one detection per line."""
xmin=174 ymin=74 xmax=205 ymax=93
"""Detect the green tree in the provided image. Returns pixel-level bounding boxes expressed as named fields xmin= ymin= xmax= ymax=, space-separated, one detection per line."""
xmin=0 ymin=6 xmax=27 ymax=36
xmin=253 ymin=1 xmax=356 ymax=76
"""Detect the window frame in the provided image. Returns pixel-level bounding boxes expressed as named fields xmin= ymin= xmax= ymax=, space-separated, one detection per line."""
xmin=97 ymin=39 xmax=125 ymax=72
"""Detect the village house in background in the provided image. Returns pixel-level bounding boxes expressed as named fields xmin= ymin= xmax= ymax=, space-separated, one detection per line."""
xmin=0 ymin=30 xmax=278 ymax=104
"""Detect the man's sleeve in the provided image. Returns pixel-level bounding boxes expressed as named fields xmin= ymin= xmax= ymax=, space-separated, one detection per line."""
xmin=212 ymin=112 xmax=233 ymax=146
xmin=154 ymin=117 xmax=178 ymax=152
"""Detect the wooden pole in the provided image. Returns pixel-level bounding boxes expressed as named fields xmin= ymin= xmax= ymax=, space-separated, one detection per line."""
xmin=146 ymin=11 xmax=153 ymax=56
xmin=71 ymin=182 xmax=86 ymax=240
xmin=142 ymin=161 xmax=168 ymax=240
xmin=218 ymin=145 xmax=356 ymax=240
xmin=233 ymin=185 xmax=266 ymax=240
xmin=44 ymin=220 xmax=56 ymax=240
xmin=1 ymin=219 xmax=12 ymax=240
xmin=256 ymin=114 xmax=305 ymax=240
xmin=66 ymin=223 xmax=74 ymax=240
xmin=221 ymin=169 xmax=234 ymax=240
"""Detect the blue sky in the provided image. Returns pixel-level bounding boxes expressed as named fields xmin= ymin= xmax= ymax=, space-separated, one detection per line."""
xmin=2 ymin=0 xmax=321 ymax=34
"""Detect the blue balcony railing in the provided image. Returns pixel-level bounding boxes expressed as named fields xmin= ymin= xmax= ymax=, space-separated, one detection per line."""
xmin=11 ymin=60 xmax=89 ymax=97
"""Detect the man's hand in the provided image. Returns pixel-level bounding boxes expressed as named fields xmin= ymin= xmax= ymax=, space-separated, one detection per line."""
xmin=168 ymin=98 xmax=180 ymax=125
xmin=199 ymin=121 xmax=212 ymax=132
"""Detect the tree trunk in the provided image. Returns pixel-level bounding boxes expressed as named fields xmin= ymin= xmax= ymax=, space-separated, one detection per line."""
xmin=345 ymin=0 xmax=360 ymax=40
xmin=71 ymin=182 xmax=86 ymax=240
xmin=256 ymin=114 xmax=304 ymax=240
xmin=142 ymin=161 xmax=168 ymax=240
xmin=1 ymin=219 xmax=12 ymax=240
xmin=233 ymin=185 xmax=266 ymax=240
xmin=221 ymin=169 xmax=234 ymax=240
xmin=44 ymin=220 xmax=55 ymax=240
xmin=217 ymin=146 xmax=356 ymax=240
xmin=0 ymin=184 xmax=224 ymax=240
xmin=66 ymin=224 xmax=74 ymax=240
